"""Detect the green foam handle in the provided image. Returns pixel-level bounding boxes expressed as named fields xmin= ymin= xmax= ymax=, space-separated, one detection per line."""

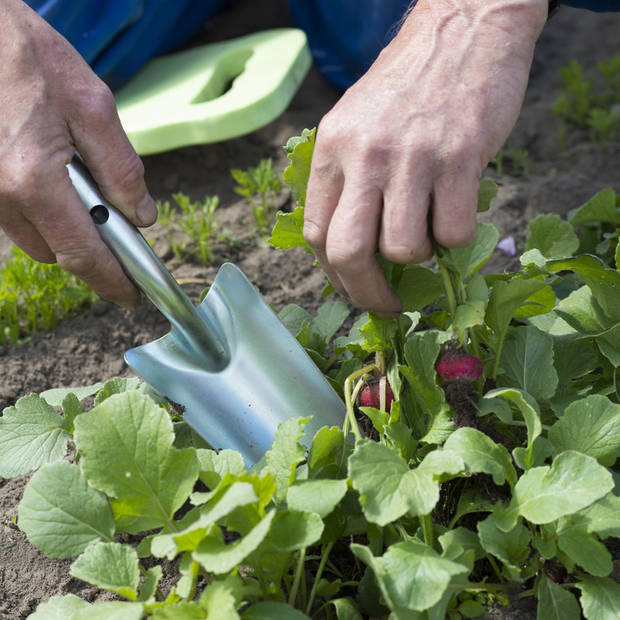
xmin=115 ymin=28 xmax=312 ymax=155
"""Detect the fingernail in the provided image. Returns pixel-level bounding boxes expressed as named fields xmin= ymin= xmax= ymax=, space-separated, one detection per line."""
xmin=136 ymin=194 xmax=157 ymax=226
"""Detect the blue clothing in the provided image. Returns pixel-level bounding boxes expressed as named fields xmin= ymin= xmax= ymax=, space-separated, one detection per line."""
xmin=29 ymin=0 xmax=620 ymax=91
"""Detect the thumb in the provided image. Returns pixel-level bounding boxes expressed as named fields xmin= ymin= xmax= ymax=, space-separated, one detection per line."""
xmin=68 ymin=83 xmax=157 ymax=227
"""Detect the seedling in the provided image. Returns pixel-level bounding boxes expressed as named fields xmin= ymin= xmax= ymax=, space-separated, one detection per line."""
xmin=4 ymin=129 xmax=620 ymax=618
xmin=231 ymin=158 xmax=283 ymax=237
xmin=157 ymin=192 xmax=220 ymax=264
xmin=552 ymin=55 xmax=620 ymax=145
xmin=0 ymin=246 xmax=96 ymax=345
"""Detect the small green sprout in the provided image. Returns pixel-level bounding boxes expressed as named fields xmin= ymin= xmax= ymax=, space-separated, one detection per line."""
xmin=231 ymin=158 xmax=284 ymax=237
xmin=157 ymin=192 xmax=220 ymax=264
xmin=0 ymin=246 xmax=96 ymax=345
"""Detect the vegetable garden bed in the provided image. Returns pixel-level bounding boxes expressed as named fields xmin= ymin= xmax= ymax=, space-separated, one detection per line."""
xmin=1 ymin=2 xmax=620 ymax=618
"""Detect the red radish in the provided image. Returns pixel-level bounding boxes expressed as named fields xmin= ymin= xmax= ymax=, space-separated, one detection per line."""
xmin=436 ymin=350 xmax=483 ymax=383
xmin=357 ymin=376 xmax=394 ymax=411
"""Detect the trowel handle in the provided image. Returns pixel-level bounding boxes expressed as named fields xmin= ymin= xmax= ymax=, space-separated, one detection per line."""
xmin=66 ymin=155 xmax=226 ymax=363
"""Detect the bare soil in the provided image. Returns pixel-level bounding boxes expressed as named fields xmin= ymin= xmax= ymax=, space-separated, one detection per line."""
xmin=1 ymin=2 xmax=620 ymax=618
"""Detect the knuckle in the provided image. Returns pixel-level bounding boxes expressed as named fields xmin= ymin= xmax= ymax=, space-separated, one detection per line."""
xmin=74 ymin=82 xmax=117 ymax=121
xmin=303 ymin=219 xmax=326 ymax=251
xmin=55 ymin=246 xmax=99 ymax=280
xmin=114 ymin=154 xmax=146 ymax=195
xmin=326 ymin=240 xmax=368 ymax=272
xmin=435 ymin=224 xmax=477 ymax=248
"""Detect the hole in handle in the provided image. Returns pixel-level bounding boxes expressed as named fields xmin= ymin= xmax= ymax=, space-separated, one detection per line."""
xmin=90 ymin=205 xmax=109 ymax=225
xmin=191 ymin=48 xmax=253 ymax=104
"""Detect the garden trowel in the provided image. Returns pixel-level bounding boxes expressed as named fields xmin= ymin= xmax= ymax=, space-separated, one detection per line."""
xmin=67 ymin=157 xmax=346 ymax=465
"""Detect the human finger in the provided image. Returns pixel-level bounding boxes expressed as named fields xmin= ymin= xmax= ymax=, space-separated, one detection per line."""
xmin=431 ymin=165 xmax=479 ymax=249
xmin=67 ymin=82 xmax=157 ymax=228
xmin=304 ymin=153 xmax=346 ymax=294
xmin=325 ymin=179 xmax=401 ymax=315
xmin=378 ymin=161 xmax=434 ymax=265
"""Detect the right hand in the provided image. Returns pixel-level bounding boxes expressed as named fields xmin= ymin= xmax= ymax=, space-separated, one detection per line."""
xmin=0 ymin=0 xmax=157 ymax=307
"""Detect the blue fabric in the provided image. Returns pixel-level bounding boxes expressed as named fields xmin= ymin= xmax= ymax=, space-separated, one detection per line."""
xmin=27 ymin=0 xmax=230 ymax=90
xmin=562 ymin=1 xmax=620 ymax=9
xmin=29 ymin=0 xmax=620 ymax=92
xmin=288 ymin=0 xmax=411 ymax=90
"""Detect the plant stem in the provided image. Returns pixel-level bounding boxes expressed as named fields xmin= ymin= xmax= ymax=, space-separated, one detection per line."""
xmin=343 ymin=364 xmax=377 ymax=442
xmin=487 ymin=555 xmax=505 ymax=584
xmin=437 ymin=259 xmax=457 ymax=318
xmin=420 ymin=514 xmax=434 ymax=548
xmin=289 ymin=547 xmax=306 ymax=607
xmin=306 ymin=542 xmax=334 ymax=615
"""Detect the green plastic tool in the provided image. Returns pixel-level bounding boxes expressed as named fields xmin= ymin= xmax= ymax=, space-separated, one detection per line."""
xmin=115 ymin=28 xmax=312 ymax=155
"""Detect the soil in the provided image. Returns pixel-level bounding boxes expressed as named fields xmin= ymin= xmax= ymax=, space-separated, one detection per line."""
xmin=1 ymin=2 xmax=620 ymax=618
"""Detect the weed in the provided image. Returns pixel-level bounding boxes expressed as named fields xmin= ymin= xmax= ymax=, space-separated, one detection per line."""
xmin=231 ymin=158 xmax=284 ymax=236
xmin=0 ymin=246 xmax=96 ymax=345
xmin=552 ymin=55 xmax=620 ymax=145
xmin=157 ymin=192 xmax=220 ymax=264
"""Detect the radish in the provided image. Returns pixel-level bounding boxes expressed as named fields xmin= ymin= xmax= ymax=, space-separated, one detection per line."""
xmin=436 ymin=349 xmax=483 ymax=383
xmin=357 ymin=376 xmax=394 ymax=411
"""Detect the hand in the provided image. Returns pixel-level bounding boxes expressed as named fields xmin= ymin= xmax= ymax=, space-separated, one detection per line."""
xmin=0 ymin=0 xmax=157 ymax=307
xmin=304 ymin=0 xmax=547 ymax=314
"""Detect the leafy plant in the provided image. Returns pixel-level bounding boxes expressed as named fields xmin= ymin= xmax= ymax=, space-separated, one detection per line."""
xmin=231 ymin=158 xmax=284 ymax=237
xmin=157 ymin=192 xmax=220 ymax=264
xmin=0 ymin=245 xmax=96 ymax=345
xmin=552 ymin=55 xmax=620 ymax=145
xmin=3 ymin=130 xmax=620 ymax=618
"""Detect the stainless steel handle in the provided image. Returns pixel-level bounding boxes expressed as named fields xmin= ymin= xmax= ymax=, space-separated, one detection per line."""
xmin=67 ymin=155 xmax=228 ymax=367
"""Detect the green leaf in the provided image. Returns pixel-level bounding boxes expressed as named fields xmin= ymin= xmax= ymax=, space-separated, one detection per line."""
xmin=72 ymin=602 xmax=144 ymax=619
xmin=29 ymin=594 xmax=92 ymax=619
xmin=269 ymin=207 xmax=312 ymax=252
xmin=499 ymin=451 xmax=613 ymax=530
xmin=443 ymin=427 xmax=517 ymax=486
xmin=499 ymin=326 xmax=559 ymax=401
xmin=549 ymin=394 xmax=620 ymax=466
xmin=242 ymin=601 xmax=310 ymax=619
xmin=477 ymin=177 xmax=498 ymax=213
xmin=287 ymin=479 xmax=348 ymax=518
xmin=282 ymin=127 xmax=315 ymax=206
xmin=557 ymin=493 xmax=620 ymax=539
xmin=18 ymin=462 xmax=115 ymax=558
xmin=153 ymin=481 xmax=259 ymax=559
xmin=269 ymin=510 xmax=324 ymax=551
xmin=74 ymin=392 xmax=199 ymax=534
xmin=197 ymin=449 xmax=246 ymax=489
xmin=547 ymin=255 xmax=620 ymax=322
xmin=453 ymin=300 xmax=487 ymax=342
xmin=330 ymin=597 xmax=363 ymax=620
xmin=536 ymin=574 xmax=581 ymax=620
xmin=39 ymin=382 xmax=105 ymax=406
xmin=557 ymin=528 xmax=612 ymax=577
xmin=313 ymin=301 xmax=350 ymax=344
xmin=486 ymin=278 xmax=547 ymax=342
xmin=351 ymin=540 xmax=468 ymax=612
xmin=262 ymin=417 xmax=309 ymax=502
xmin=569 ymin=188 xmax=620 ymax=226
xmin=348 ymin=440 xmax=408 ymax=525
xmin=308 ymin=426 xmax=344 ymax=471
xmin=439 ymin=527 xmax=485 ymax=565
xmin=525 ymin=213 xmax=579 ymax=259
xmin=576 ymin=576 xmax=620 ymax=620
xmin=278 ymin=304 xmax=312 ymax=336
xmin=477 ymin=515 xmax=530 ymax=580
xmin=0 ymin=394 xmax=71 ymax=477
xmin=484 ymin=388 xmax=542 ymax=466
xmin=193 ymin=510 xmax=275 ymax=574
xmin=444 ymin=222 xmax=500 ymax=278
xmin=139 ymin=565 xmax=162 ymax=601
xmin=395 ymin=265 xmax=444 ymax=312
xmin=93 ymin=377 xmax=141 ymax=405
xmin=397 ymin=449 xmax=463 ymax=517
xmin=70 ymin=542 xmax=140 ymax=600
xmin=512 ymin=285 xmax=556 ymax=319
